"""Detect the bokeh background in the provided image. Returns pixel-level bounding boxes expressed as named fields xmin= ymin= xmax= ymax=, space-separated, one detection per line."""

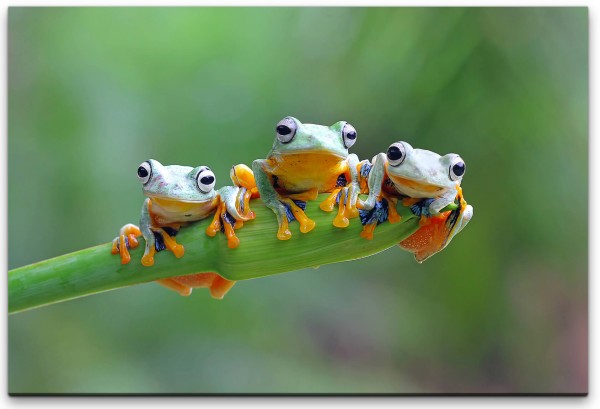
xmin=8 ymin=7 xmax=587 ymax=394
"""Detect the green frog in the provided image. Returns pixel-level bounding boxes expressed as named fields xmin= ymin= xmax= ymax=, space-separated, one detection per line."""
xmin=252 ymin=116 xmax=362 ymax=240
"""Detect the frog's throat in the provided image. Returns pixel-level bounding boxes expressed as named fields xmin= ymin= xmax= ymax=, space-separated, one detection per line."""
xmin=387 ymin=174 xmax=447 ymax=196
xmin=149 ymin=195 xmax=218 ymax=214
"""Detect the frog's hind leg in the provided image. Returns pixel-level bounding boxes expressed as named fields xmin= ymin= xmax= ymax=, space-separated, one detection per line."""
xmin=159 ymin=273 xmax=236 ymax=299
xmin=111 ymin=223 xmax=142 ymax=264
xmin=381 ymin=192 xmax=401 ymax=223
xmin=357 ymin=196 xmax=391 ymax=240
xmin=360 ymin=223 xmax=377 ymax=240
xmin=156 ymin=278 xmax=192 ymax=296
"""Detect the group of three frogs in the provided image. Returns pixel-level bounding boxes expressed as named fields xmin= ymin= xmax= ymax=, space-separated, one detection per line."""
xmin=111 ymin=116 xmax=472 ymax=299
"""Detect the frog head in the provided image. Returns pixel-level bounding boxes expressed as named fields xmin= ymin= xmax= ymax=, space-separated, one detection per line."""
xmin=136 ymin=159 xmax=217 ymax=210
xmin=383 ymin=141 xmax=466 ymax=198
xmin=268 ymin=116 xmax=357 ymax=159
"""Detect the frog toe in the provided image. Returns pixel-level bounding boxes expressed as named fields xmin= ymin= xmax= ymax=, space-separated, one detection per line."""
xmin=281 ymin=198 xmax=315 ymax=234
xmin=156 ymin=278 xmax=193 ymax=296
xmin=152 ymin=227 xmax=185 ymax=259
xmin=320 ymin=188 xmax=341 ymax=212
xmin=273 ymin=206 xmax=292 ymax=240
xmin=230 ymin=164 xmax=257 ymax=191
xmin=161 ymin=273 xmax=236 ymax=299
xmin=111 ymin=223 xmax=142 ymax=264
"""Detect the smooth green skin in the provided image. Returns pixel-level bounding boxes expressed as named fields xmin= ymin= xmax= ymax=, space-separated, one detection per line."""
xmin=9 ymin=195 xmax=422 ymax=314
xmin=365 ymin=141 xmax=465 ymax=215
xmin=252 ymin=117 xmax=361 ymax=236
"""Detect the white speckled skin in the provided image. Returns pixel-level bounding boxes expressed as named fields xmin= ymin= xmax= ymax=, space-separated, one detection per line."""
xmin=365 ymin=141 xmax=466 ymax=215
xmin=112 ymin=159 xmax=254 ymax=267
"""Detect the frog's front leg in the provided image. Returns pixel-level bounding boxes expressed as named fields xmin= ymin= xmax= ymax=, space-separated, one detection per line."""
xmin=355 ymin=154 xmax=401 ymax=239
xmin=358 ymin=153 xmax=386 ymax=211
xmin=407 ymin=188 xmax=459 ymax=227
xmin=252 ymin=159 xmax=315 ymax=240
xmin=206 ymin=186 xmax=256 ymax=249
xmin=429 ymin=187 xmax=460 ymax=216
xmin=139 ymin=199 xmax=184 ymax=267
xmin=332 ymin=154 xmax=363 ymax=227
xmin=111 ymin=223 xmax=142 ymax=264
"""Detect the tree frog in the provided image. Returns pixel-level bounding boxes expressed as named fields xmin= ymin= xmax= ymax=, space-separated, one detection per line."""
xmin=359 ymin=141 xmax=467 ymax=240
xmin=111 ymin=160 xmax=256 ymax=298
xmin=252 ymin=116 xmax=362 ymax=240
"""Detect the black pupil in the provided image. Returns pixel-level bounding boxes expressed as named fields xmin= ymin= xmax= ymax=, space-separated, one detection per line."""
xmin=346 ymin=131 xmax=356 ymax=140
xmin=387 ymin=146 xmax=403 ymax=161
xmin=277 ymin=125 xmax=292 ymax=135
xmin=452 ymin=162 xmax=465 ymax=176
xmin=137 ymin=166 xmax=149 ymax=178
xmin=200 ymin=175 xmax=214 ymax=186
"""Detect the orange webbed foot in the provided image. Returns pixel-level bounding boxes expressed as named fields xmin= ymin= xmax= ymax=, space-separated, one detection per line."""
xmin=111 ymin=224 xmax=142 ymax=265
xmin=159 ymin=273 xmax=236 ymax=299
xmin=360 ymin=223 xmax=376 ymax=240
xmin=281 ymin=198 xmax=316 ymax=234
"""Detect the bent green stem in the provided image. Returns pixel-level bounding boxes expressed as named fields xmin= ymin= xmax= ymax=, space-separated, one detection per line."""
xmin=9 ymin=195 xmax=422 ymax=314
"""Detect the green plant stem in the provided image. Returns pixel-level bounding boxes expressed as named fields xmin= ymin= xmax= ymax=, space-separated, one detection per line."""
xmin=9 ymin=195 xmax=421 ymax=314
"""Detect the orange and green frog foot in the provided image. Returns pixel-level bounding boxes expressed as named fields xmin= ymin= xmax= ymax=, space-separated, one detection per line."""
xmin=357 ymin=196 xmax=397 ymax=240
xmin=111 ymin=223 xmax=143 ymax=264
xmin=399 ymin=190 xmax=473 ymax=263
xmin=320 ymin=185 xmax=361 ymax=228
xmin=206 ymin=185 xmax=256 ymax=249
xmin=270 ymin=188 xmax=320 ymax=240
xmin=230 ymin=163 xmax=260 ymax=198
xmin=140 ymin=225 xmax=185 ymax=267
xmin=155 ymin=272 xmax=236 ymax=299
xmin=258 ymin=189 xmax=318 ymax=241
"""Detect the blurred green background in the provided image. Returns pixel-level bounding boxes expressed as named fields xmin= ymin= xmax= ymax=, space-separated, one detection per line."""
xmin=8 ymin=7 xmax=587 ymax=394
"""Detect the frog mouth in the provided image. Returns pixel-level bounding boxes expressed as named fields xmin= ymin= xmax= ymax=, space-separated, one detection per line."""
xmin=271 ymin=150 xmax=346 ymax=159
xmin=388 ymin=174 xmax=446 ymax=195
xmin=149 ymin=195 xmax=214 ymax=212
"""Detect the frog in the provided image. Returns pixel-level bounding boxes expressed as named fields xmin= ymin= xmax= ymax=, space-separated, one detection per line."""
xmin=358 ymin=140 xmax=468 ymax=240
xmin=252 ymin=116 xmax=362 ymax=240
xmin=111 ymin=159 xmax=257 ymax=298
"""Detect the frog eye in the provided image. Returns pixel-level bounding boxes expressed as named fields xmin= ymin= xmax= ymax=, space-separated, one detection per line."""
xmin=386 ymin=142 xmax=407 ymax=167
xmin=196 ymin=168 xmax=216 ymax=193
xmin=137 ymin=161 xmax=152 ymax=185
xmin=342 ymin=123 xmax=357 ymax=149
xmin=449 ymin=157 xmax=466 ymax=181
xmin=275 ymin=117 xmax=297 ymax=143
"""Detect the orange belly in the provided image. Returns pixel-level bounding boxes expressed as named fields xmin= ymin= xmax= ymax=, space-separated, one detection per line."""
xmin=266 ymin=153 xmax=348 ymax=193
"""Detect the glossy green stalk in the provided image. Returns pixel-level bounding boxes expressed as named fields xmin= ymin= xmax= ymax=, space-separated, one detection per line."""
xmin=9 ymin=195 xmax=422 ymax=314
